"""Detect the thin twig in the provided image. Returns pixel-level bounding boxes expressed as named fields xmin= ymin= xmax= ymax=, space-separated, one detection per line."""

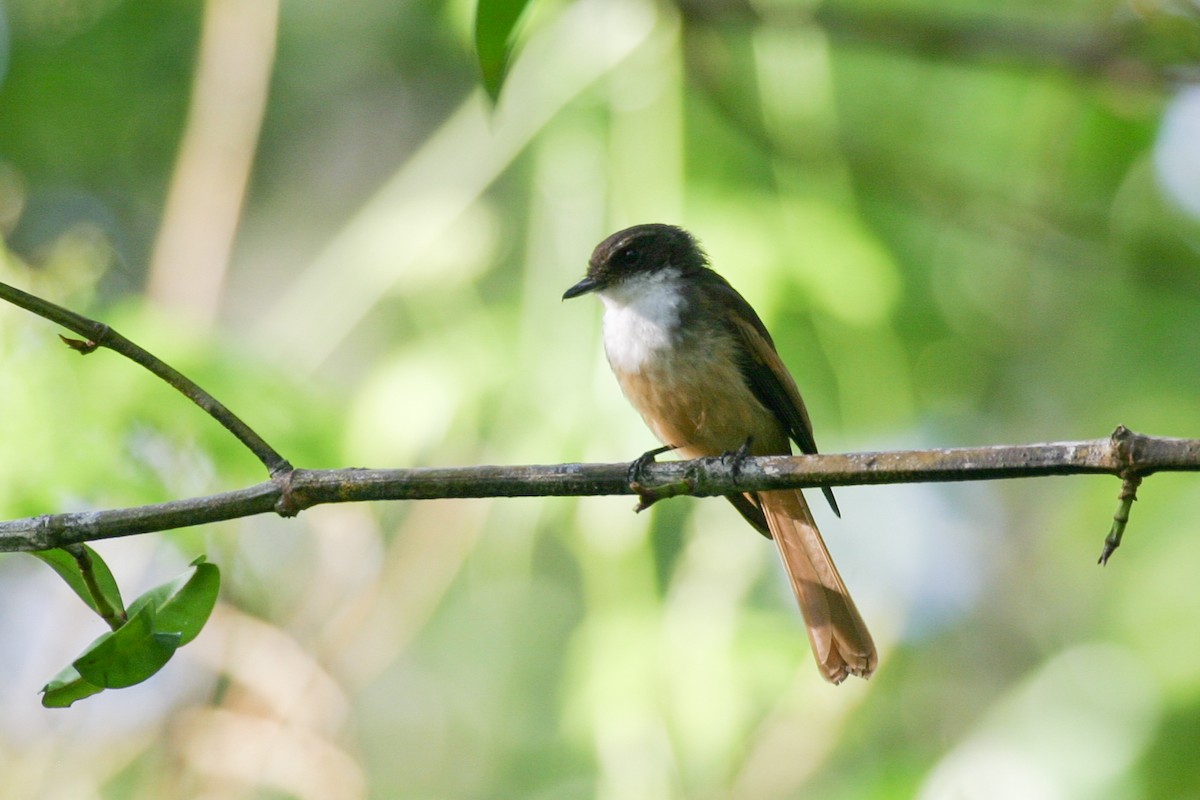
xmin=1 ymin=429 xmax=1196 ymax=553
xmin=1099 ymin=473 xmax=1142 ymax=566
xmin=65 ymin=545 xmax=126 ymax=630
xmin=0 ymin=281 xmax=292 ymax=477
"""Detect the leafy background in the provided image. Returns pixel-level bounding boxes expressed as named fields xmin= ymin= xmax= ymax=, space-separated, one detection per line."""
xmin=1 ymin=0 xmax=1199 ymax=797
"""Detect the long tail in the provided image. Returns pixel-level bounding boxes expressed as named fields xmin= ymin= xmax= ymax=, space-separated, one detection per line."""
xmin=759 ymin=489 xmax=876 ymax=683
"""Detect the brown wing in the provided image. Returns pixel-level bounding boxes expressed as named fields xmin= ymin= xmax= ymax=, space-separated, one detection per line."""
xmin=697 ymin=272 xmax=840 ymax=516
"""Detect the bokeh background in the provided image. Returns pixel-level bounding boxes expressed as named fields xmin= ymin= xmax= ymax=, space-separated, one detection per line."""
xmin=2 ymin=0 xmax=1200 ymax=797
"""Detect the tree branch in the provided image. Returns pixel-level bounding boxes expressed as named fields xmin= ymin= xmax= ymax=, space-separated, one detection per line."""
xmin=2 ymin=285 xmax=1195 ymax=562
xmin=0 ymin=281 xmax=292 ymax=477
xmin=1 ymin=427 xmax=1195 ymax=553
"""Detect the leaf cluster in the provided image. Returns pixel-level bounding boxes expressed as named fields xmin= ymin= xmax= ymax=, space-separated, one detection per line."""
xmin=32 ymin=549 xmax=219 ymax=707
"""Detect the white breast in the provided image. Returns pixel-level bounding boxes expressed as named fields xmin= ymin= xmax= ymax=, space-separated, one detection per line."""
xmin=598 ymin=269 xmax=684 ymax=373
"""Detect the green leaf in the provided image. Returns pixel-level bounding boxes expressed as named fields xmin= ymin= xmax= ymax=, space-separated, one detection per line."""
xmin=72 ymin=606 xmax=181 ymax=689
xmin=41 ymin=664 xmax=105 ymax=708
xmin=126 ymin=558 xmax=220 ymax=646
xmin=37 ymin=559 xmax=219 ymax=705
xmin=31 ymin=546 xmax=125 ymax=618
xmin=474 ymin=0 xmax=536 ymax=101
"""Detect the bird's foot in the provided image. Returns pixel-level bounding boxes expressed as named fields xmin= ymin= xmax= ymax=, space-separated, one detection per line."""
xmin=722 ymin=436 xmax=755 ymax=483
xmin=628 ymin=444 xmax=679 ymax=512
xmin=627 ymin=444 xmax=675 ymax=485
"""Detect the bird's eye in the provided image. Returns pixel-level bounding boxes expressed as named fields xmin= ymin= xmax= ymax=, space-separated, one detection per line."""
xmin=617 ymin=247 xmax=639 ymax=266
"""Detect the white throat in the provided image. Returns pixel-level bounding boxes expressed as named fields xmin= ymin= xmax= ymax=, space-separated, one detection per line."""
xmin=598 ymin=267 xmax=684 ymax=373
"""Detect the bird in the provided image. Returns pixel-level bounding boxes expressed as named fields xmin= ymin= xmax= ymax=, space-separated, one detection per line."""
xmin=563 ymin=223 xmax=876 ymax=683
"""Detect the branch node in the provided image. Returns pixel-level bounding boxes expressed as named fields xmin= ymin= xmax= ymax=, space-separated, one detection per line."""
xmin=268 ymin=460 xmax=296 ymax=479
xmin=1098 ymin=471 xmax=1143 ymax=566
xmin=1110 ymin=424 xmax=1144 ymax=469
xmin=273 ymin=469 xmax=303 ymax=518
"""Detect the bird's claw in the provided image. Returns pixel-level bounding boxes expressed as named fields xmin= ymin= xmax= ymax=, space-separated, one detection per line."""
xmin=722 ymin=436 xmax=754 ymax=483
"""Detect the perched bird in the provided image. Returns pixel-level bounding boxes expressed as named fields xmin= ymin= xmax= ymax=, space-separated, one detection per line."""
xmin=563 ymin=223 xmax=876 ymax=683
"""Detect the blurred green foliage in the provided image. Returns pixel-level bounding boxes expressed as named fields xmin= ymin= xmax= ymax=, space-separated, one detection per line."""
xmin=1 ymin=0 xmax=1200 ymax=797
xmin=475 ymin=0 xmax=536 ymax=99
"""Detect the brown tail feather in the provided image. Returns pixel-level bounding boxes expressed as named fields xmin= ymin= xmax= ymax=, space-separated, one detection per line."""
xmin=759 ymin=489 xmax=876 ymax=683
